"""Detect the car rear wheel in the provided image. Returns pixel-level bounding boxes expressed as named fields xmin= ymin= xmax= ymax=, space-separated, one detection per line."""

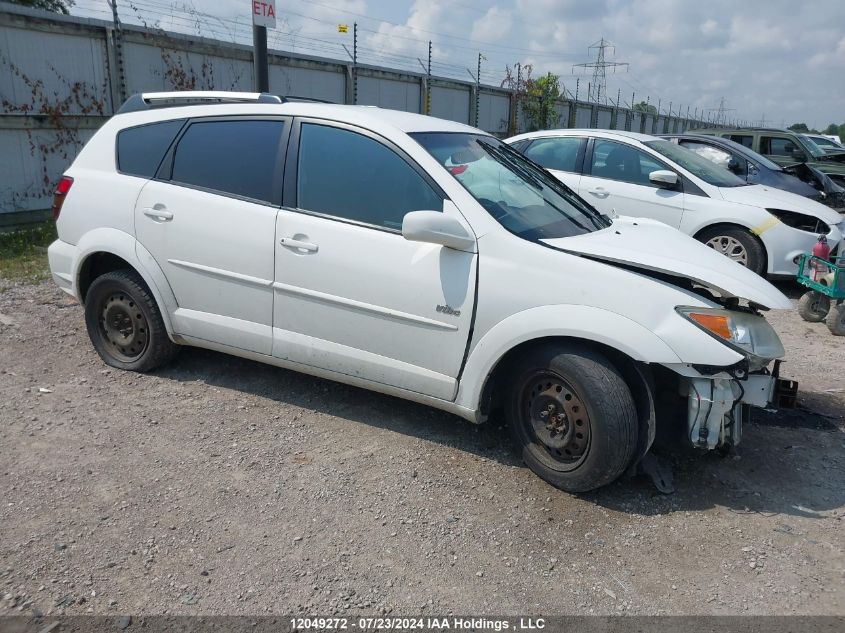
xmin=697 ymin=225 xmax=766 ymax=275
xmin=505 ymin=343 xmax=638 ymax=492
xmin=84 ymin=269 xmax=178 ymax=372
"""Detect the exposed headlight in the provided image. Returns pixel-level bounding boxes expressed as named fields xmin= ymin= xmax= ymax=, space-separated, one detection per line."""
xmin=766 ymin=208 xmax=830 ymax=234
xmin=676 ymin=307 xmax=785 ymax=362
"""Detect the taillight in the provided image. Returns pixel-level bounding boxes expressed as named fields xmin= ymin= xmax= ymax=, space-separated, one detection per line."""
xmin=52 ymin=176 xmax=73 ymax=220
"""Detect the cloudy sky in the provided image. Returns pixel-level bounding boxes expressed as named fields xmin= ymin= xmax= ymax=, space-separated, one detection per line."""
xmin=72 ymin=0 xmax=845 ymax=128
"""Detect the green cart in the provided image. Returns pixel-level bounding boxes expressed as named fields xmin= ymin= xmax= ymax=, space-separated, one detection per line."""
xmin=796 ymin=253 xmax=845 ymax=335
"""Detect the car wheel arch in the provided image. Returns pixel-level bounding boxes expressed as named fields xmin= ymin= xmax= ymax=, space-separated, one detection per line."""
xmin=72 ymin=229 xmax=178 ymax=338
xmin=477 ymin=335 xmax=657 ymax=466
xmin=693 ymin=222 xmax=769 ymax=272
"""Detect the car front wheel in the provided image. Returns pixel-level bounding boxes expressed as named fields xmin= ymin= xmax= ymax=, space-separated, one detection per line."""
xmin=505 ymin=343 xmax=638 ymax=493
xmin=697 ymin=225 xmax=766 ymax=275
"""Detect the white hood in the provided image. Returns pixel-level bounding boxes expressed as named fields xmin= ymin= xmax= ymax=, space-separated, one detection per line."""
xmin=542 ymin=217 xmax=792 ymax=310
xmin=718 ymin=184 xmax=843 ymax=225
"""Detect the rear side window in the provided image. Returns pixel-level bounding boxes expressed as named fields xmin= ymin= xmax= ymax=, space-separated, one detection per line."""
xmin=171 ymin=120 xmax=285 ymax=203
xmin=523 ymin=137 xmax=583 ymax=172
xmin=116 ymin=120 xmax=183 ymax=178
xmin=728 ymin=134 xmax=753 ymax=148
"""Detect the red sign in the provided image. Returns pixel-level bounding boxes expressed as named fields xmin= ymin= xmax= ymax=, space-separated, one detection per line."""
xmin=252 ymin=0 xmax=276 ymax=28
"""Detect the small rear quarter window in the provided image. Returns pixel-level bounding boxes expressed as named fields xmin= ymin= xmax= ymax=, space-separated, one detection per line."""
xmin=116 ymin=119 xmax=184 ymax=178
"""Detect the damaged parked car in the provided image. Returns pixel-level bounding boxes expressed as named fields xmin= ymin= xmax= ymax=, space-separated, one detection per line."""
xmin=506 ymin=129 xmax=844 ymax=276
xmin=660 ymin=133 xmax=845 ymax=212
xmin=50 ymin=92 xmax=799 ymax=493
xmin=697 ymin=127 xmax=845 ymax=190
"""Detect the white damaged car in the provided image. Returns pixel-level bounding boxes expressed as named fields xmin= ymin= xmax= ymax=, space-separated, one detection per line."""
xmin=49 ymin=92 xmax=797 ymax=492
xmin=506 ymin=129 xmax=844 ymax=276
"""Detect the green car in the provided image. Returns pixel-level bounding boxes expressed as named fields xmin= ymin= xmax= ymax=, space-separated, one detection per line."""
xmin=697 ymin=127 xmax=845 ymax=189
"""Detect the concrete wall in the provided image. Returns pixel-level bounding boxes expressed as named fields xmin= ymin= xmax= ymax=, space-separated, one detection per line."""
xmin=0 ymin=2 xmax=714 ymax=222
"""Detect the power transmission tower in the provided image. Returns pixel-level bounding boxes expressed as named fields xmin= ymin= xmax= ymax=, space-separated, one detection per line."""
xmin=707 ymin=97 xmax=735 ymax=126
xmin=572 ymin=38 xmax=628 ymax=104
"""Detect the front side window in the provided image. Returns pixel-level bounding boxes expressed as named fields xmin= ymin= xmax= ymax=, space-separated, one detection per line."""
xmin=644 ymin=139 xmax=748 ymax=187
xmin=589 ymin=139 xmax=667 ymax=186
xmin=171 ymin=119 xmax=285 ymax=203
xmin=412 ymin=132 xmax=609 ymax=241
xmin=523 ymin=137 xmax=584 ymax=173
xmin=762 ymin=136 xmax=800 ymax=157
xmin=296 ymin=123 xmax=442 ymax=231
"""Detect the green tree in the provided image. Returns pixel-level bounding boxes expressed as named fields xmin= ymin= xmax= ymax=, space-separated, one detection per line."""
xmin=633 ymin=101 xmax=657 ymax=115
xmin=824 ymin=123 xmax=839 ymax=135
xmin=8 ymin=0 xmax=74 ymax=14
xmin=501 ymin=64 xmax=562 ymax=133
xmin=522 ymin=73 xmax=562 ymax=132
xmin=787 ymin=122 xmax=819 ymax=133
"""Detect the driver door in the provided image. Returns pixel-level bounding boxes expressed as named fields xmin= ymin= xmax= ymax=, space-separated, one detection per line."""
xmin=271 ymin=120 xmax=477 ymax=401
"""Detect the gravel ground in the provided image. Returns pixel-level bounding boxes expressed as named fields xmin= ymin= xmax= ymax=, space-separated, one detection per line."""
xmin=0 ymin=280 xmax=843 ymax=617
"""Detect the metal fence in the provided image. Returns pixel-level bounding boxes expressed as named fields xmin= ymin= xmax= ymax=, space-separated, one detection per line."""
xmin=0 ymin=2 xmax=714 ymax=224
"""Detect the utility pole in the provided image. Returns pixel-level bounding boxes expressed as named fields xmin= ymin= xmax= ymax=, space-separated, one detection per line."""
xmin=708 ymin=97 xmax=735 ymax=126
xmin=475 ymin=53 xmax=484 ymax=128
xmin=107 ymin=0 xmax=127 ymax=105
xmin=515 ymin=62 xmax=522 ymax=133
xmin=426 ymin=41 xmax=432 ymax=115
xmin=353 ymin=22 xmax=358 ymax=104
xmin=572 ymin=37 xmax=628 ymax=103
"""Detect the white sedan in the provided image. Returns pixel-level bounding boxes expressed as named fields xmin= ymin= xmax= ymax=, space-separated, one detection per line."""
xmin=506 ymin=129 xmax=844 ymax=276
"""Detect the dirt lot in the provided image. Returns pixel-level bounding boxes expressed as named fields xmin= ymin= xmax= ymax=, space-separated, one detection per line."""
xmin=0 ymin=280 xmax=843 ymax=617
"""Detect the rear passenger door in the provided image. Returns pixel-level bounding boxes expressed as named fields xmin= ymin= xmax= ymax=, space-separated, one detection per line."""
xmin=520 ymin=136 xmax=586 ymax=191
xmin=579 ymin=138 xmax=684 ymax=228
xmin=133 ymin=116 xmax=289 ymax=354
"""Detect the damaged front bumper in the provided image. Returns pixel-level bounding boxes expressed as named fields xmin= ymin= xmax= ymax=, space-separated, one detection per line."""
xmin=664 ymin=361 xmax=798 ymax=450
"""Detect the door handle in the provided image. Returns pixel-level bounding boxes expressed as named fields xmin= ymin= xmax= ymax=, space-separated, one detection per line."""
xmin=587 ymin=187 xmax=610 ymax=198
xmin=142 ymin=207 xmax=173 ymax=222
xmin=280 ymin=237 xmax=319 ymax=253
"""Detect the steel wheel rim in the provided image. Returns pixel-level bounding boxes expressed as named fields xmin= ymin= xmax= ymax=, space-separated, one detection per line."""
xmin=100 ymin=292 xmax=149 ymax=362
xmin=520 ymin=371 xmax=592 ymax=471
xmin=705 ymin=235 xmax=748 ymax=266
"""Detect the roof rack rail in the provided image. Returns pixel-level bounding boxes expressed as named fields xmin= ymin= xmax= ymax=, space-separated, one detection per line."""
xmin=117 ymin=91 xmax=283 ymax=114
xmin=279 ymin=95 xmax=336 ymax=104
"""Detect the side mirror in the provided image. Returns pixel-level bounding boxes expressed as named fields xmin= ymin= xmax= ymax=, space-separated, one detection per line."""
xmin=649 ymin=170 xmax=679 ymax=189
xmin=727 ymin=157 xmax=742 ymax=173
xmin=402 ymin=210 xmax=476 ymax=252
xmin=791 ymin=149 xmax=807 ymax=161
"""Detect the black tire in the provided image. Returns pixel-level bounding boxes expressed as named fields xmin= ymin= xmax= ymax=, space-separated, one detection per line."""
xmin=84 ymin=269 xmax=178 ymax=372
xmin=505 ymin=343 xmax=638 ymax=493
xmin=697 ymin=225 xmax=766 ymax=275
xmin=797 ymin=291 xmax=830 ymax=322
xmin=826 ymin=302 xmax=845 ymax=336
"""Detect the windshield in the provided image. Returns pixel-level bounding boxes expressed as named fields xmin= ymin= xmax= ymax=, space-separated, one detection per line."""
xmin=644 ymin=139 xmax=748 ymax=187
xmin=808 ymin=135 xmax=839 ymax=148
xmin=411 ymin=132 xmax=610 ymax=240
xmin=692 ymin=136 xmax=784 ymax=171
xmin=796 ymin=135 xmax=827 ymax=158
